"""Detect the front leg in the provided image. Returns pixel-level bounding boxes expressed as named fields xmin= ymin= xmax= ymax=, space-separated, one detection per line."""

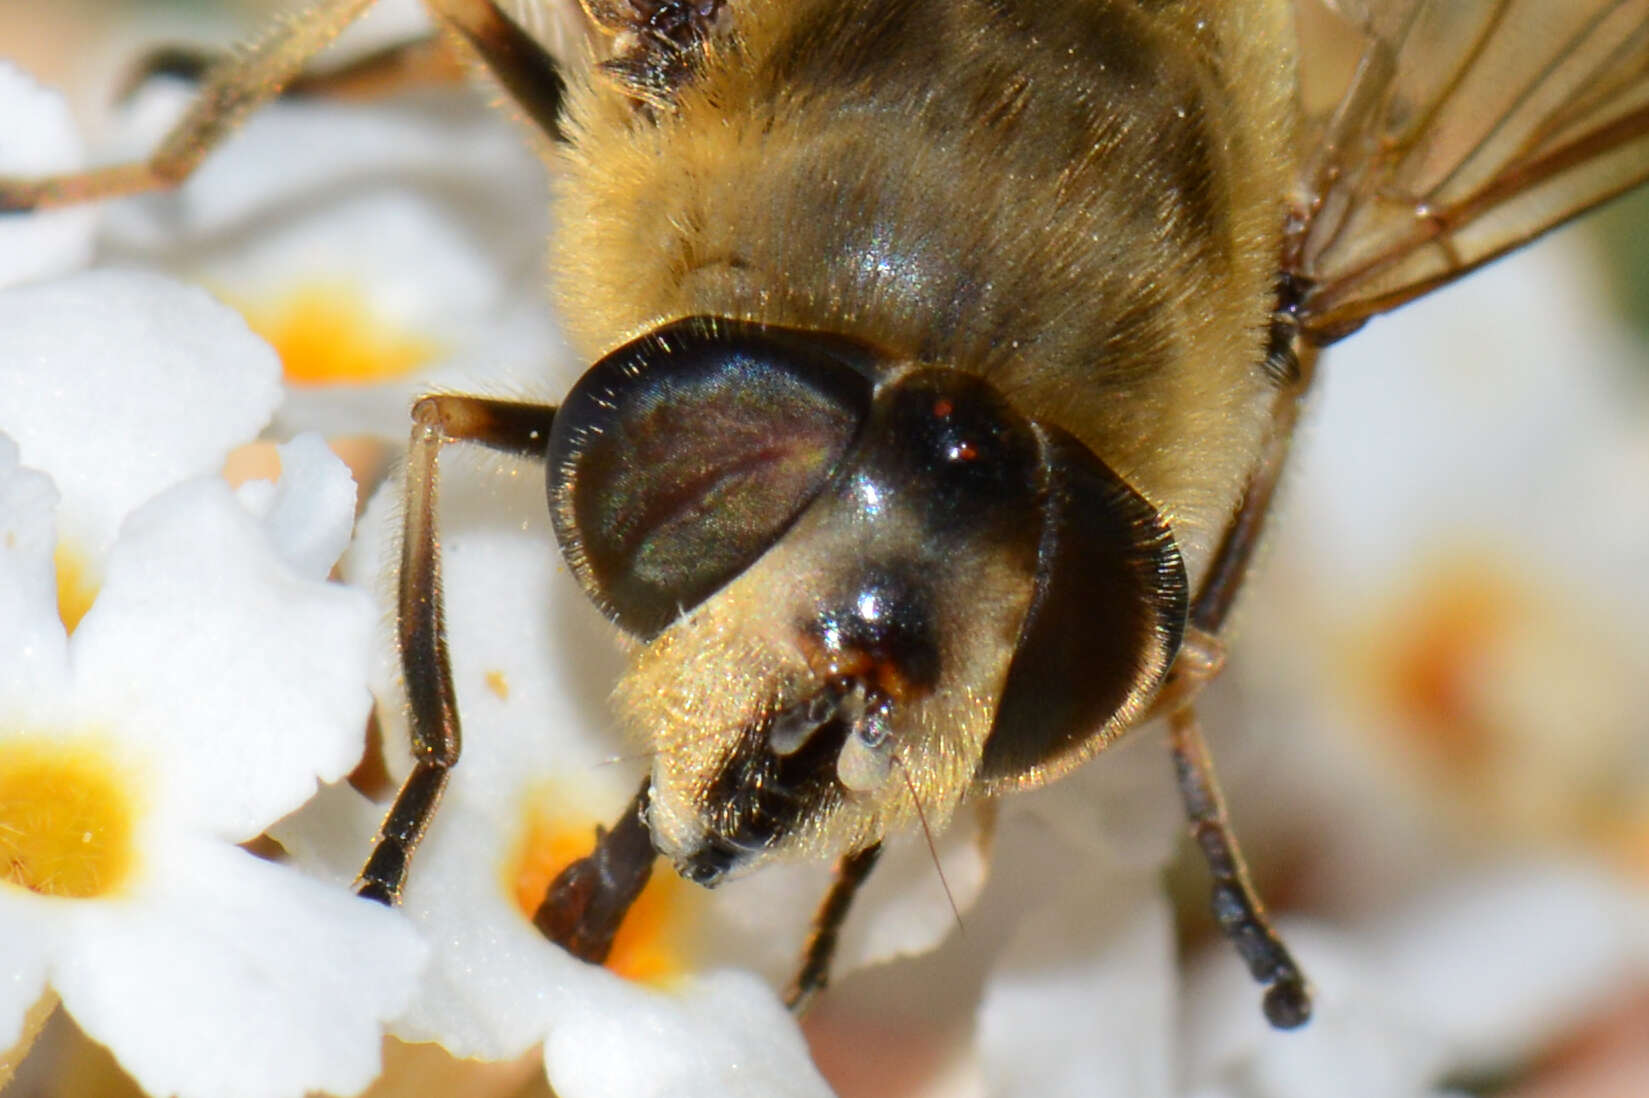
xmin=116 ymin=34 xmax=467 ymax=107
xmin=785 ymin=842 xmax=885 ymax=1015
xmin=1160 ymin=317 xmax=1318 ymax=1028
xmin=0 ymin=0 xmax=567 ymax=212
xmin=356 ymin=395 xmax=558 ymax=904
xmin=533 ymin=779 xmax=658 ymax=962
xmin=1169 ymin=706 xmax=1311 ymax=1029
xmin=0 ymin=0 xmax=380 ymax=211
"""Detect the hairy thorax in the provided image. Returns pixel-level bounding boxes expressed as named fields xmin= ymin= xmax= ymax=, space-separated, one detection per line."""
xmin=550 ymin=0 xmax=1298 ymax=583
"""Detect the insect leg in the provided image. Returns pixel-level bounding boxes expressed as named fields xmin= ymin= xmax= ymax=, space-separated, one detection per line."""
xmin=532 ymin=778 xmax=658 ymax=963
xmin=0 ymin=0 xmax=566 ymax=212
xmin=527 ymin=791 xmax=888 ymax=991
xmin=423 ymin=0 xmax=569 ymax=142
xmin=355 ymin=395 xmax=558 ymax=905
xmin=118 ymin=34 xmax=467 ymax=106
xmin=1169 ymin=706 xmax=1311 ymax=1028
xmin=784 ymin=842 xmax=886 ymax=1015
xmin=1154 ymin=317 xmax=1317 ymax=1027
xmin=1191 ymin=328 xmax=1314 ymax=639
xmin=1155 ymin=316 xmax=1312 ymax=715
xmin=0 ymin=0 xmax=382 ymax=211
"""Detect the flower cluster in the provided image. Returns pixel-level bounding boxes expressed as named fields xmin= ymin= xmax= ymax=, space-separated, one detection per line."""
xmin=0 ymin=71 xmax=425 ymax=1092
xmin=2 ymin=8 xmax=1648 ymax=1097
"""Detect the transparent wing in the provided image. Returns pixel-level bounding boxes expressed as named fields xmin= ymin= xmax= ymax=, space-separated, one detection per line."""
xmin=1287 ymin=0 xmax=1649 ymax=343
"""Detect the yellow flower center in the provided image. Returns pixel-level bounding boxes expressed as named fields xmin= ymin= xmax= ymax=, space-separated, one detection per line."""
xmin=53 ymin=541 xmax=97 ymax=635
xmin=508 ymin=794 xmax=693 ymax=986
xmin=238 ymin=282 xmax=439 ymax=386
xmin=0 ymin=738 xmax=138 ymax=899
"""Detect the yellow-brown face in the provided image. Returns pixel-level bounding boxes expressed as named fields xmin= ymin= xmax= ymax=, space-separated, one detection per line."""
xmin=547 ymin=318 xmax=1187 ymax=882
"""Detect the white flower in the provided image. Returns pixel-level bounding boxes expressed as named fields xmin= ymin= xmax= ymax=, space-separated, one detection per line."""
xmin=0 ymin=269 xmax=426 ymax=1098
xmin=279 ymin=441 xmax=995 ymax=1094
xmin=0 ymin=62 xmax=98 ymax=289
xmin=1218 ymin=235 xmax=1649 ymax=906
xmin=1164 ymin=235 xmax=1649 ymax=1098
xmin=0 ymin=269 xmax=282 ymax=585
xmin=99 ymin=49 xmax=571 ymax=440
xmin=1180 ymin=864 xmax=1649 ymax=1098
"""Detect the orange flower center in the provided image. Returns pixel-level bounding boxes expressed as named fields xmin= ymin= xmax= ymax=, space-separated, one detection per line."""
xmin=239 ymin=282 xmax=439 ymax=386
xmin=508 ymin=796 xmax=693 ymax=986
xmin=0 ymin=738 xmax=138 ymax=899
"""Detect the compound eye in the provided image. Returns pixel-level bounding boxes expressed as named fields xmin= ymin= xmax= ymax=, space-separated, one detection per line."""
xmin=547 ymin=317 xmax=875 ymax=637
xmin=974 ymin=423 xmax=1188 ymax=790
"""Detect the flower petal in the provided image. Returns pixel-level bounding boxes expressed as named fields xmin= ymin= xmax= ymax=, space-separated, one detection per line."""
xmin=834 ymin=808 xmax=990 ymax=973
xmin=1009 ymin=725 xmax=1186 ymax=873
xmin=0 ymin=269 xmax=282 ymax=563
xmin=1365 ymin=861 xmax=1649 ymax=1073
xmin=102 ymin=90 xmax=548 ymax=255
xmin=233 ymin=433 xmax=359 ymax=580
xmin=1180 ymin=863 xmax=1649 ymax=1098
xmin=543 ymin=970 xmax=834 ymax=1098
xmin=1287 ymin=237 xmax=1649 ymax=602
xmin=52 ymin=833 xmax=425 ymax=1098
xmin=1181 ymin=922 xmax=1441 ymax=1098
xmin=70 ymin=472 xmax=372 ymax=838
xmin=0 ymin=63 xmax=96 ymax=289
xmin=383 ymin=794 xmax=594 ymax=1060
xmin=976 ymin=865 xmax=1174 ymax=1098
xmin=0 ymin=893 xmax=55 ymax=1055
xmin=0 ymin=434 xmax=70 ymax=709
xmin=266 ymin=779 xmax=384 ymax=890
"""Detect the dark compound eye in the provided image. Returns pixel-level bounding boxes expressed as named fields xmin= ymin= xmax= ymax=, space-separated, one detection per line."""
xmin=975 ymin=422 xmax=1188 ymax=790
xmin=546 ymin=317 xmax=876 ymax=638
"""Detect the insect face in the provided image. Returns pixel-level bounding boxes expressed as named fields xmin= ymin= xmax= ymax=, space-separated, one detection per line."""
xmin=548 ymin=317 xmax=1186 ymax=882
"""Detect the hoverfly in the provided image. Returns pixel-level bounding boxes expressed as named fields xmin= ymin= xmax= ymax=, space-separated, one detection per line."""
xmin=5 ymin=0 xmax=1646 ymax=1035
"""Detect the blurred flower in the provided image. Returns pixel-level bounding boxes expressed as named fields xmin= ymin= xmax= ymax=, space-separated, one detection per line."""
xmin=1181 ymin=863 xmax=1649 ymax=1098
xmin=0 ymin=63 xmax=98 ymax=288
xmin=0 ymin=269 xmax=282 ymax=603
xmin=1220 ymin=236 xmax=1649 ymax=913
xmin=0 ymin=268 xmax=425 ymax=1098
xmin=1171 ymin=235 xmax=1649 ymax=1098
xmin=97 ymin=23 xmax=572 ymax=440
